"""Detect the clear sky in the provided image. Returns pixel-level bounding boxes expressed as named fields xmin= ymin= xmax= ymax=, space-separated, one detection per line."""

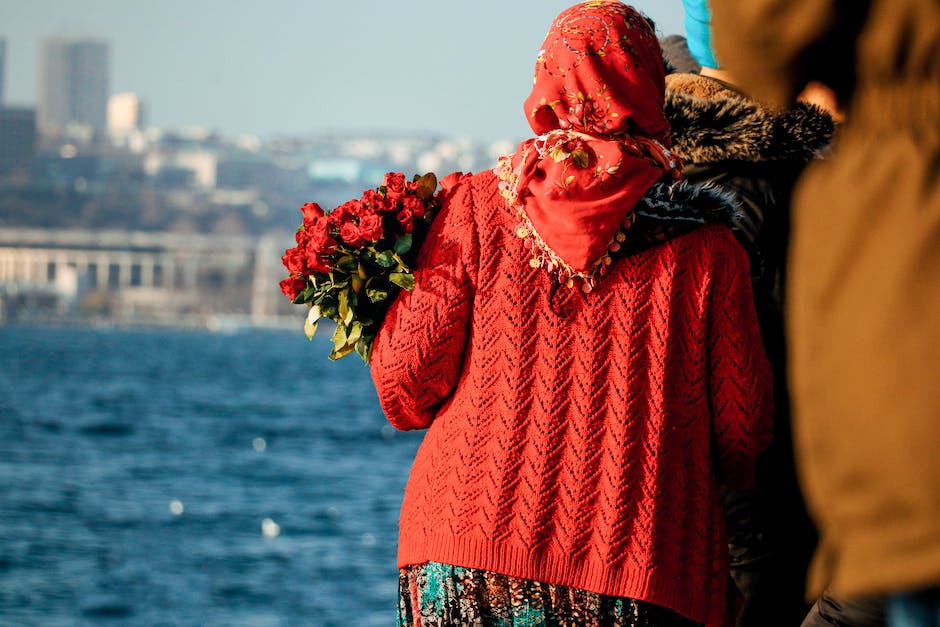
xmin=0 ymin=0 xmax=686 ymax=143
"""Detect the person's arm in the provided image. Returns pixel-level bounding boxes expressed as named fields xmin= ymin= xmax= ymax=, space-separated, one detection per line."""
xmin=369 ymin=177 xmax=479 ymax=431
xmin=710 ymin=0 xmax=861 ymax=107
xmin=706 ymin=228 xmax=774 ymax=489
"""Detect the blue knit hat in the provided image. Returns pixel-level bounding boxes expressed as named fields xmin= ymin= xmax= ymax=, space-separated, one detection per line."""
xmin=682 ymin=0 xmax=719 ymax=69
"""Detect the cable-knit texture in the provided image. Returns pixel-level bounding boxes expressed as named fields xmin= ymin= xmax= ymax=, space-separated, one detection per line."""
xmin=371 ymin=171 xmax=773 ymax=627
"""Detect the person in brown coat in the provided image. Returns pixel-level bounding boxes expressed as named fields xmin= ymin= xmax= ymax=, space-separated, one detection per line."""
xmin=708 ymin=0 xmax=940 ymax=624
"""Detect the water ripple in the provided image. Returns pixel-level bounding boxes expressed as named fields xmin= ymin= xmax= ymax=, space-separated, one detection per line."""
xmin=0 ymin=326 xmax=422 ymax=625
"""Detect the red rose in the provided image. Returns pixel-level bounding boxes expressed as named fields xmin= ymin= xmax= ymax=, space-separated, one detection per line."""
xmin=299 ymin=202 xmax=325 ymax=228
xmin=281 ymin=246 xmax=306 ymax=274
xmin=361 ymin=189 xmax=392 ymax=214
xmin=401 ymin=194 xmax=425 ymax=219
xmin=294 ymin=227 xmax=309 ymax=248
xmin=358 ymin=213 xmax=384 ymax=242
xmin=304 ymin=215 xmax=335 ymax=251
xmin=383 ymin=172 xmax=407 ymax=201
xmin=303 ymin=221 xmax=336 ymax=271
xmin=311 ymin=235 xmax=336 ymax=256
xmin=397 ymin=210 xmax=414 ymax=234
xmin=339 ymin=222 xmax=366 ymax=247
xmin=303 ymin=244 xmax=333 ymax=274
xmin=330 ymin=200 xmax=362 ymax=226
xmin=280 ymin=275 xmax=306 ymax=300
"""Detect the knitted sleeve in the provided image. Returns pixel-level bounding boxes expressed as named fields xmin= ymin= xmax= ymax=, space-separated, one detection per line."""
xmin=369 ymin=176 xmax=479 ymax=431
xmin=706 ymin=228 xmax=774 ymax=489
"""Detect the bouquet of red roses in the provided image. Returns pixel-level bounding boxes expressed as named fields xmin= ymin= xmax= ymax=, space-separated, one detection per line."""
xmin=279 ymin=172 xmax=441 ymax=364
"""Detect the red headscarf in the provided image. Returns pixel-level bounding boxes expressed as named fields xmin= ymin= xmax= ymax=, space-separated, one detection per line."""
xmin=496 ymin=1 xmax=680 ymax=287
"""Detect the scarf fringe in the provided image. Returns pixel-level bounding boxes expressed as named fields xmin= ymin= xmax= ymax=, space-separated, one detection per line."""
xmin=495 ymin=143 xmax=738 ymax=291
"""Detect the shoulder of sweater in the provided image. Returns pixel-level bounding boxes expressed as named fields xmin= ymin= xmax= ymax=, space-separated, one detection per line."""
xmin=665 ymin=221 xmax=739 ymax=250
xmin=438 ymin=170 xmax=501 ymax=211
xmin=467 ymin=169 xmax=501 ymax=201
xmin=693 ymin=223 xmax=751 ymax=269
xmin=446 ymin=169 xmax=505 ymax=229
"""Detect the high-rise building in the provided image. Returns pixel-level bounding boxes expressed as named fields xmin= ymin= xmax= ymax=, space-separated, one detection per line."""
xmin=0 ymin=107 xmax=37 ymax=174
xmin=0 ymin=38 xmax=7 ymax=105
xmin=38 ymin=38 xmax=109 ymax=135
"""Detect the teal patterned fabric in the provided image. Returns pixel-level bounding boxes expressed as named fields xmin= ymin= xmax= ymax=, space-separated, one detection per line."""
xmin=398 ymin=562 xmax=703 ymax=627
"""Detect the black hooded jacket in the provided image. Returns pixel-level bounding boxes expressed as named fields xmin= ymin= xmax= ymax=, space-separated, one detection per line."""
xmin=665 ymin=72 xmax=834 ymax=315
xmin=665 ymin=71 xmax=835 ymax=627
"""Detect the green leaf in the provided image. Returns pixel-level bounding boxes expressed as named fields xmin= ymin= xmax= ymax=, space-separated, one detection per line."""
xmin=329 ymin=344 xmax=356 ymax=361
xmin=338 ymin=289 xmax=353 ymax=325
xmin=351 ymin=275 xmax=364 ymax=293
xmin=355 ymin=338 xmax=372 ymax=364
xmin=571 ymin=149 xmax=590 ymax=168
xmin=394 ymin=234 xmax=413 ymax=255
xmin=304 ymin=305 xmax=320 ymax=340
xmin=375 ymin=250 xmax=396 ymax=268
xmin=336 ymin=254 xmax=358 ymax=273
xmin=319 ymin=303 xmax=338 ymax=320
xmin=366 ymin=288 xmax=389 ymax=303
xmin=414 ymin=172 xmax=437 ymax=202
xmin=291 ymin=283 xmax=315 ymax=304
xmin=347 ymin=321 xmax=363 ymax=345
xmin=332 ymin=322 xmax=348 ymax=352
xmin=389 ymin=272 xmax=415 ymax=291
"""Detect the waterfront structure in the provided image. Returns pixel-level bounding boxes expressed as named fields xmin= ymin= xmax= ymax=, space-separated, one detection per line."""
xmin=0 ymin=107 xmax=37 ymax=174
xmin=0 ymin=228 xmax=293 ymax=326
xmin=38 ymin=39 xmax=109 ymax=135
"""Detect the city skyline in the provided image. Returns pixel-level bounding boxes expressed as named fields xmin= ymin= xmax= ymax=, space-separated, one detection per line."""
xmin=0 ymin=0 xmax=686 ymax=142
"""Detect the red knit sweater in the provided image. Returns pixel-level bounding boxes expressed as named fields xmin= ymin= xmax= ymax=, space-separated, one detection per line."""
xmin=370 ymin=171 xmax=773 ymax=627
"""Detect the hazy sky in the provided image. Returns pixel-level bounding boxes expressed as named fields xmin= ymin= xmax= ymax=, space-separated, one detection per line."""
xmin=0 ymin=1 xmax=686 ymax=142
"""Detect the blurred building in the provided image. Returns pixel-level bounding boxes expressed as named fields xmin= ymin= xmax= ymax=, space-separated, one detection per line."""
xmin=0 ymin=107 xmax=37 ymax=174
xmin=38 ymin=39 xmax=109 ymax=136
xmin=217 ymin=151 xmax=274 ymax=190
xmin=108 ymin=92 xmax=145 ymax=137
xmin=144 ymin=148 xmax=218 ymax=188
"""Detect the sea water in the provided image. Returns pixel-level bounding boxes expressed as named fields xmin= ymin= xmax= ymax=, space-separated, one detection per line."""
xmin=0 ymin=326 xmax=423 ymax=626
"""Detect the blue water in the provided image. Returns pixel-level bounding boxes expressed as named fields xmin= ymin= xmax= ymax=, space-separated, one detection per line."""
xmin=0 ymin=326 xmax=423 ymax=626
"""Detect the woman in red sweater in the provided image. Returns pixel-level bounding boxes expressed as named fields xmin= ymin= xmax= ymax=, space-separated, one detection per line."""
xmin=370 ymin=3 xmax=773 ymax=626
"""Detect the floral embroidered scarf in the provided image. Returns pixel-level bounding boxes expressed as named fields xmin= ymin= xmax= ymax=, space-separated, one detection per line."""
xmin=496 ymin=1 xmax=681 ymax=289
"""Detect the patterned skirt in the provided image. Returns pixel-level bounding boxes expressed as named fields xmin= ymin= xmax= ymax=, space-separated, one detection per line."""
xmin=398 ymin=562 xmax=703 ymax=627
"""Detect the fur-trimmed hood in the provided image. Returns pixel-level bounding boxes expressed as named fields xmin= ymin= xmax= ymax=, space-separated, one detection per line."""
xmin=609 ymin=179 xmax=743 ymax=259
xmin=636 ymin=179 xmax=739 ymax=227
xmin=665 ymin=73 xmax=834 ymax=165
